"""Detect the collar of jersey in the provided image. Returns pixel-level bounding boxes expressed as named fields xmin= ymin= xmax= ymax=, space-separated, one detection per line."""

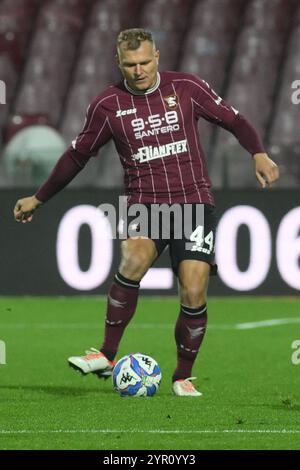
xmin=124 ymin=72 xmax=161 ymax=96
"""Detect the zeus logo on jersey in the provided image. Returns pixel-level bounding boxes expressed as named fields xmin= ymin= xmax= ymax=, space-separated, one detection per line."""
xmin=132 ymin=139 xmax=187 ymax=163
xmin=116 ymin=108 xmax=137 ymax=117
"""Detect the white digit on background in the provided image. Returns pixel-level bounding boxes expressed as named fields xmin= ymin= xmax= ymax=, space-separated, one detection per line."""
xmin=277 ymin=207 xmax=300 ymax=290
xmin=56 ymin=205 xmax=113 ymax=290
xmin=216 ymin=206 xmax=271 ymax=291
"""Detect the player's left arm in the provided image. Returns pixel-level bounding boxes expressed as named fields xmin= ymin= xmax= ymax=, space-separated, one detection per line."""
xmin=191 ymin=77 xmax=280 ymax=187
xmin=219 ymin=111 xmax=280 ymax=188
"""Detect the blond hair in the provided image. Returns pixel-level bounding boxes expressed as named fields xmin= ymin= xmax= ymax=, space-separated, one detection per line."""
xmin=117 ymin=28 xmax=155 ymax=52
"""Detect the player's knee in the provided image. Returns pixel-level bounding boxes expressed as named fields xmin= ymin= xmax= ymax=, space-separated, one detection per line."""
xmin=120 ymin=249 xmax=152 ymax=279
xmin=182 ymin=285 xmax=206 ymax=307
xmin=179 ymin=277 xmax=207 ymax=306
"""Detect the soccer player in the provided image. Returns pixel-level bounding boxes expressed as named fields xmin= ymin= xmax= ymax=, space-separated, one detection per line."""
xmin=13 ymin=29 xmax=279 ymax=396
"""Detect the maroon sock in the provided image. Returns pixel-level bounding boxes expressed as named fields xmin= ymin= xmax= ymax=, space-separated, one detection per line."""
xmin=172 ymin=304 xmax=207 ymax=382
xmin=100 ymin=273 xmax=140 ymax=361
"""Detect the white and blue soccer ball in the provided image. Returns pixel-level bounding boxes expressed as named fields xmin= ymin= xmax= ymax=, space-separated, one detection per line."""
xmin=112 ymin=353 xmax=162 ymax=397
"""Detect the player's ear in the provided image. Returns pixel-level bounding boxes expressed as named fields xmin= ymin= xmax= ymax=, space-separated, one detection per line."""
xmin=155 ymin=50 xmax=160 ymax=64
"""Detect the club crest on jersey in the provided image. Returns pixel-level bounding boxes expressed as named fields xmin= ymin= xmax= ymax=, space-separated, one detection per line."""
xmin=164 ymin=94 xmax=179 ymax=109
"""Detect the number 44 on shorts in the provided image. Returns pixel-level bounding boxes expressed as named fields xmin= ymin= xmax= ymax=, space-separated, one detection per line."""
xmin=188 ymin=225 xmax=214 ymax=254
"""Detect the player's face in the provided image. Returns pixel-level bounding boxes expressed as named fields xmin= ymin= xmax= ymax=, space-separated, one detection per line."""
xmin=117 ymin=40 xmax=159 ymax=92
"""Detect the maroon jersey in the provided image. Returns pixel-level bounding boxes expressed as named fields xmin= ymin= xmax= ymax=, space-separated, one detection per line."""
xmin=36 ymin=71 xmax=265 ymax=204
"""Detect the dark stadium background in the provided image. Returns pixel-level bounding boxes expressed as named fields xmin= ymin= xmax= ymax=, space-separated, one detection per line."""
xmin=0 ymin=0 xmax=299 ymax=296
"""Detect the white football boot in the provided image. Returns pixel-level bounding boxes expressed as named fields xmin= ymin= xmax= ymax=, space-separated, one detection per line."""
xmin=172 ymin=377 xmax=202 ymax=397
xmin=68 ymin=348 xmax=116 ymax=379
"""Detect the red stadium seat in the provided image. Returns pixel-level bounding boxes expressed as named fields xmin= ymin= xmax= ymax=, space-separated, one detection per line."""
xmin=141 ymin=0 xmax=191 ymax=32
xmin=210 ymin=0 xmax=295 ymax=188
xmin=179 ymin=0 xmax=244 ymax=154
xmin=1 ymin=0 xmax=299 ymax=188
xmin=139 ymin=0 xmax=192 ymax=69
xmin=60 ymin=0 xmax=139 ymax=144
xmin=13 ymin=0 xmax=87 ymax=126
xmin=180 ymin=0 xmax=243 ymax=91
xmin=268 ymin=4 xmax=300 ymax=185
xmin=0 ymin=0 xmax=39 ymax=70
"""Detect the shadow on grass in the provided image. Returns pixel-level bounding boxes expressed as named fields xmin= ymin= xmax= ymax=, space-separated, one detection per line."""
xmin=0 ymin=384 xmax=173 ymax=399
xmin=0 ymin=384 xmax=114 ymax=396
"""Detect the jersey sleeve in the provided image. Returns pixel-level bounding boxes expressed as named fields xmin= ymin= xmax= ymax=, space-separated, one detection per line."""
xmin=190 ymin=75 xmax=265 ymax=155
xmin=72 ymin=97 xmax=112 ymax=158
xmin=35 ymin=147 xmax=84 ymax=202
xmin=35 ymin=97 xmax=113 ymax=203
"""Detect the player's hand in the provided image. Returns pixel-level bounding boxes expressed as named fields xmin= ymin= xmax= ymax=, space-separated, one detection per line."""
xmin=253 ymin=153 xmax=279 ymax=188
xmin=13 ymin=196 xmax=42 ymax=223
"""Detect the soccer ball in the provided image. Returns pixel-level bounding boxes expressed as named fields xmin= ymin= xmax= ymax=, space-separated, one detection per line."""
xmin=112 ymin=353 xmax=162 ymax=397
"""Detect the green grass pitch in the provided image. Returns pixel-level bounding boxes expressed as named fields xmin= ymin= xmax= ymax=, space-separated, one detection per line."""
xmin=0 ymin=297 xmax=299 ymax=450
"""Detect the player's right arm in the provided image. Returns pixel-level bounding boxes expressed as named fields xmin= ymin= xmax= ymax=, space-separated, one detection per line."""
xmin=13 ymin=97 xmax=112 ymax=223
